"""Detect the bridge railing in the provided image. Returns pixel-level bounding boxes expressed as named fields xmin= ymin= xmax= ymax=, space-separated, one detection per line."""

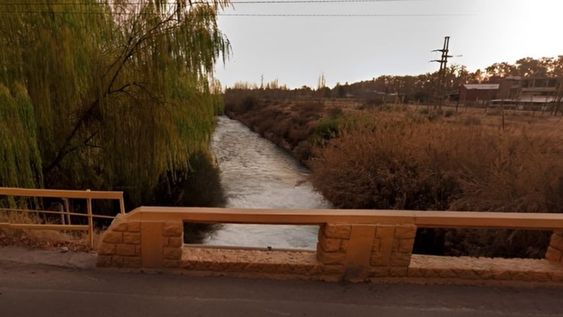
xmin=96 ymin=206 xmax=563 ymax=281
xmin=0 ymin=187 xmax=126 ymax=248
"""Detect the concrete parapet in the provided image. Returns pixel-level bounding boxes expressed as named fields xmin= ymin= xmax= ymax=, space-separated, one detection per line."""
xmin=546 ymin=231 xmax=563 ymax=264
xmin=96 ymin=214 xmax=183 ymax=269
xmin=317 ymin=223 xmax=416 ymax=281
xmin=97 ymin=214 xmax=143 ymax=268
xmin=95 ymin=207 xmax=563 ymax=284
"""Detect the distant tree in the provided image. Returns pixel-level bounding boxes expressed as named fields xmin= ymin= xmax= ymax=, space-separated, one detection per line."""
xmin=317 ymin=73 xmax=327 ymax=90
xmin=485 ymin=62 xmax=518 ymax=78
xmin=334 ymin=83 xmax=347 ymax=98
xmin=516 ymin=57 xmax=549 ymax=78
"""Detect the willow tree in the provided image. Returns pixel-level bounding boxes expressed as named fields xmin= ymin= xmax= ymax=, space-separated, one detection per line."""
xmin=0 ymin=0 xmax=230 ymax=205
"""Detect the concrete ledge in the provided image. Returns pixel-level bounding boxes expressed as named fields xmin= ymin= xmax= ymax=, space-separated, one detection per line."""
xmin=180 ymin=247 xmax=563 ymax=284
xmin=408 ymin=255 xmax=563 ymax=283
xmin=182 ymin=246 xmax=326 ymax=276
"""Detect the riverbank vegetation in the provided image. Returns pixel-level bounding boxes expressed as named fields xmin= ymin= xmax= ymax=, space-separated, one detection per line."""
xmin=0 ymin=0 xmax=229 ymax=244
xmin=224 ymin=89 xmax=563 ymax=258
xmin=0 ymin=1 xmax=229 ymax=241
xmin=311 ymin=111 xmax=562 ymax=257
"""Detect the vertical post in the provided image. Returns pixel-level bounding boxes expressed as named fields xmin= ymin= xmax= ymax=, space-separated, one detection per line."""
xmin=58 ymin=203 xmax=65 ymax=225
xmin=501 ymin=103 xmax=505 ymax=131
xmin=86 ymin=190 xmax=94 ymax=249
xmin=119 ymin=196 xmax=126 ymax=215
xmin=432 ymin=36 xmax=452 ymax=111
xmin=63 ymin=198 xmax=71 ymax=225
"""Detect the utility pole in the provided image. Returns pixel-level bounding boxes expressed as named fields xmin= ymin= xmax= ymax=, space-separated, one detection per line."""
xmin=431 ymin=36 xmax=453 ymax=111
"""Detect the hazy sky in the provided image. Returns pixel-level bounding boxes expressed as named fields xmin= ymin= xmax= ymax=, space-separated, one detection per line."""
xmin=213 ymin=0 xmax=563 ymax=88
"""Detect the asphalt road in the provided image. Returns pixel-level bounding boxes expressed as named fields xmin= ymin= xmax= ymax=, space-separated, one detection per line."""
xmin=0 ymin=249 xmax=562 ymax=317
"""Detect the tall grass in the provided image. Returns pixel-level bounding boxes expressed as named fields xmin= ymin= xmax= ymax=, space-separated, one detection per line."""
xmin=310 ymin=114 xmax=563 ymax=257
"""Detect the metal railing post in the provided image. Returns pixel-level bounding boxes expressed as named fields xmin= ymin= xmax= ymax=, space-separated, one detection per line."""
xmin=119 ymin=197 xmax=126 ymax=215
xmin=63 ymin=198 xmax=71 ymax=225
xmin=86 ymin=189 xmax=94 ymax=249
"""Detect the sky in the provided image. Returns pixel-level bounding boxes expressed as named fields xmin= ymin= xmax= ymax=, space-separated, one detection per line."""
xmin=213 ymin=0 xmax=563 ymax=89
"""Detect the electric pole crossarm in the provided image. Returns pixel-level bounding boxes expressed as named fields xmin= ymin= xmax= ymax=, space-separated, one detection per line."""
xmin=431 ymin=36 xmax=456 ymax=110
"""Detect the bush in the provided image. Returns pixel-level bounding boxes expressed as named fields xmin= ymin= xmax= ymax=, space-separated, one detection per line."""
xmin=312 ymin=117 xmax=341 ymax=143
xmin=364 ymin=98 xmax=385 ymax=108
xmin=310 ymin=114 xmax=563 ymax=257
xmin=152 ymin=151 xmax=226 ymax=243
xmin=240 ymin=95 xmax=259 ymax=112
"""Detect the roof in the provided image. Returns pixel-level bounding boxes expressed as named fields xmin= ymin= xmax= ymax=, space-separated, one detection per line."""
xmin=491 ymin=96 xmax=557 ymax=103
xmin=463 ymin=84 xmax=500 ymax=90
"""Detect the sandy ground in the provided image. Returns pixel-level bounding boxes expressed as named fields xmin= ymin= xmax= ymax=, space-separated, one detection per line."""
xmin=1 ymin=246 xmax=563 ymax=317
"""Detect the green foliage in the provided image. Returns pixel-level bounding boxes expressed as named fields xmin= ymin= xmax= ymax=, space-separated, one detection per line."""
xmin=0 ymin=1 xmax=230 ymax=206
xmin=0 ymin=84 xmax=43 ymax=189
xmin=312 ymin=117 xmax=341 ymax=143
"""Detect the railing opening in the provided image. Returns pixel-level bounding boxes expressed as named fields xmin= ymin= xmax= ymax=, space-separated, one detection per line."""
xmin=184 ymin=222 xmax=319 ymax=251
xmin=413 ymin=228 xmax=551 ymax=259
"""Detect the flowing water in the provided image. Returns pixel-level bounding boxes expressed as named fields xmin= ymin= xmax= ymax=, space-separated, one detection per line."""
xmin=203 ymin=116 xmax=331 ymax=250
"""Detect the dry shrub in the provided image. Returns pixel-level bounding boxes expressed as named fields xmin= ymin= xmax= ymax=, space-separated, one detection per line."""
xmin=297 ymin=101 xmax=324 ymax=117
xmin=0 ymin=211 xmax=91 ymax=251
xmin=311 ymin=114 xmax=562 ymax=257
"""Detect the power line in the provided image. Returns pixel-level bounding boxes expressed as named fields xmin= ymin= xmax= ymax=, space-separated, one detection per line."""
xmin=0 ymin=10 xmax=470 ymax=16
xmin=0 ymin=0 xmax=425 ymax=4
xmin=0 ymin=1 xmax=470 ymax=17
xmin=219 ymin=13 xmax=468 ymax=16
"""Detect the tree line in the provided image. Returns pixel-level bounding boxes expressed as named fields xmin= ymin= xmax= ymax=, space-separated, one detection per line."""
xmin=228 ymin=56 xmax=563 ymax=104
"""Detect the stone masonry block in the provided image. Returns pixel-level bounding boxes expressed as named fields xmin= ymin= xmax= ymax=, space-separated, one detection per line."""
xmin=340 ymin=239 xmax=349 ymax=252
xmin=550 ymin=232 xmax=563 ymax=251
xmin=371 ymin=238 xmax=381 ymax=252
xmin=397 ymin=238 xmax=415 ymax=253
xmin=323 ymin=224 xmax=352 ymax=239
xmin=390 ymin=252 xmax=412 ymax=267
xmin=322 ymin=264 xmax=345 ymax=274
xmin=116 ymin=244 xmax=137 ymax=256
xmin=97 ymin=243 xmax=116 ymax=255
xmin=370 ymin=253 xmax=390 ymax=267
xmin=163 ymin=260 xmax=181 ymax=268
xmin=167 ymin=237 xmax=183 ymax=248
xmin=319 ymin=238 xmax=341 ymax=252
xmin=122 ymin=256 xmax=142 ymax=268
xmin=102 ymin=231 xmax=122 ymax=244
xmin=394 ymin=225 xmax=416 ymax=239
xmin=389 ymin=267 xmax=408 ymax=277
xmin=123 ymin=232 xmax=141 ymax=245
xmin=127 ymin=222 xmax=141 ymax=232
xmin=111 ymin=256 xmax=125 ymax=267
xmin=375 ymin=226 xmax=396 ymax=240
xmin=317 ymin=250 xmax=346 ymax=265
xmin=114 ymin=222 xmax=128 ymax=232
xmin=373 ymin=227 xmax=395 ymax=266
xmin=369 ymin=267 xmax=390 ymax=277
xmin=162 ymin=222 xmax=183 ymax=237
xmin=545 ymin=247 xmax=562 ymax=263
xmin=163 ymin=247 xmax=182 ymax=260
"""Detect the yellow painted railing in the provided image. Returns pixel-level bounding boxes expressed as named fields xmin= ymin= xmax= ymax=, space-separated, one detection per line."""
xmin=134 ymin=206 xmax=563 ymax=230
xmin=0 ymin=187 xmax=126 ymax=248
xmin=95 ymin=206 xmax=563 ymax=280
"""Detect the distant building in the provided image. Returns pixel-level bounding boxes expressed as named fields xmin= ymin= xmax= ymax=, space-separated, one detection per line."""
xmin=459 ymin=84 xmax=500 ymax=104
xmin=459 ymin=77 xmax=561 ymax=106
